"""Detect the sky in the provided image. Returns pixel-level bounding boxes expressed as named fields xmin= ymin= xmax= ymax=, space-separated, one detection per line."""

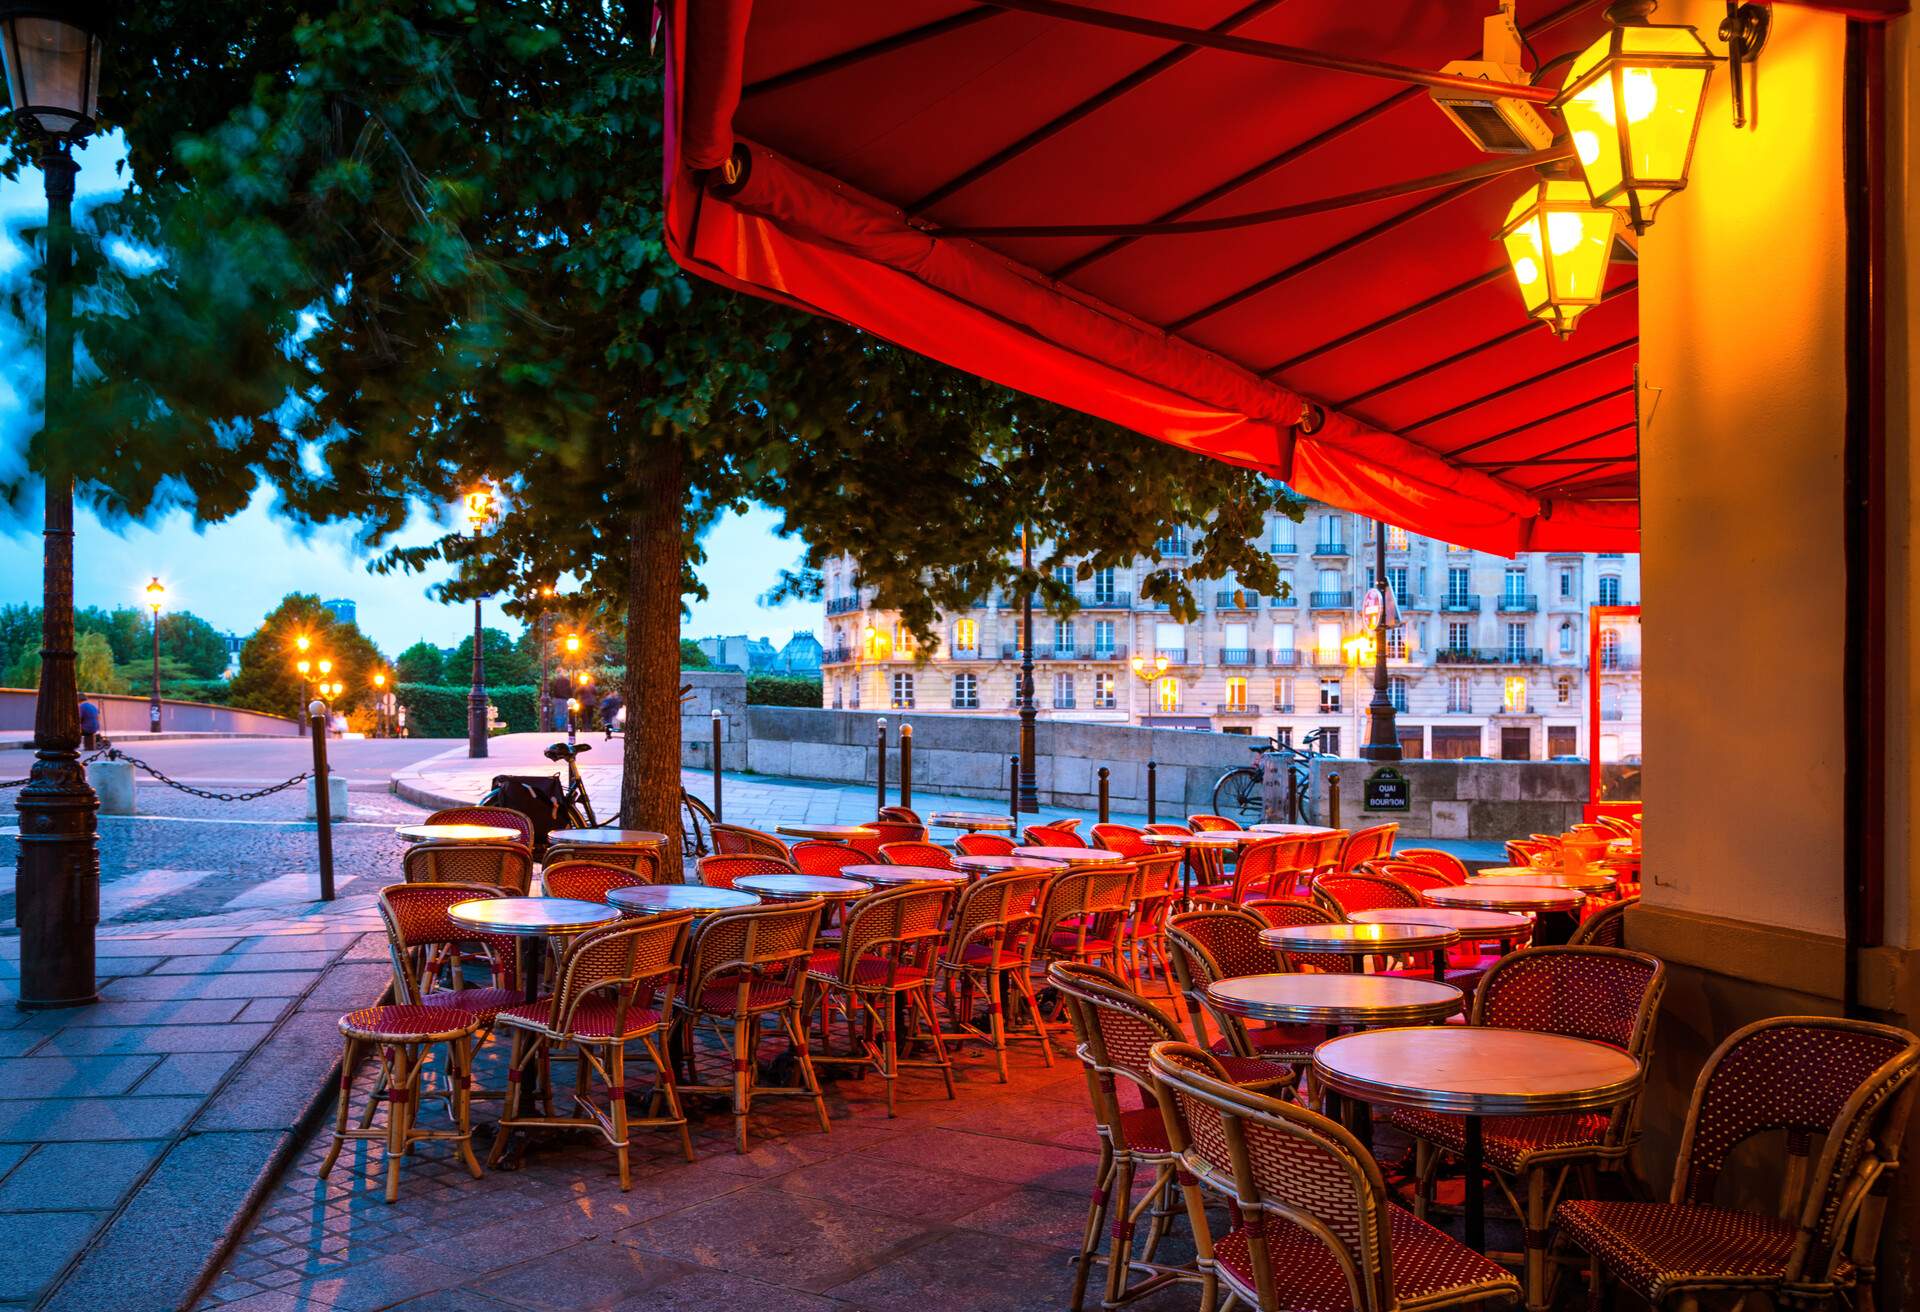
xmin=0 ymin=135 xmax=821 ymax=656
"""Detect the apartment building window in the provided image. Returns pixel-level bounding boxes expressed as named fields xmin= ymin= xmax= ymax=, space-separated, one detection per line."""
xmin=1503 ymin=568 xmax=1527 ymax=604
xmin=1094 ymin=671 xmax=1116 ymax=709
xmin=1504 ymin=675 xmax=1529 ymax=713
xmin=1320 ymin=727 xmax=1341 ymax=754
xmin=1273 ymin=622 xmax=1296 ymax=661
xmin=1418 ymin=564 xmax=1430 ymax=597
xmin=1319 ymin=679 xmax=1341 ymax=714
xmin=1446 ymin=621 xmax=1470 ymax=653
xmin=1386 ymin=525 xmax=1409 ymax=551
xmin=1272 ymin=519 xmax=1297 ymax=551
xmin=832 ymin=682 xmax=844 ymax=709
xmin=1600 ymin=630 xmax=1622 ymax=670
xmin=1157 ymin=677 xmax=1180 ymax=713
xmin=849 ymin=679 xmax=861 ymax=709
xmin=1602 ymin=686 xmax=1623 ymax=720
xmin=1052 ymin=564 xmax=1074 ymax=588
xmin=1222 ymin=621 xmax=1250 ymax=663
xmin=1445 ymin=567 xmax=1470 ymax=605
xmin=1092 ymin=567 xmax=1117 ymax=602
xmin=1053 ymin=673 xmax=1076 ymax=709
xmin=1598 ymin=575 xmax=1622 ymax=606
xmin=1386 ymin=627 xmax=1407 ymax=660
xmin=1559 ymin=567 xmax=1575 ymax=599
xmin=1386 ymin=565 xmax=1408 ymax=602
xmin=1054 ymin=620 xmax=1075 ymax=655
xmin=1319 ymin=514 xmax=1344 ymax=549
xmin=1317 ymin=621 xmax=1342 ymax=663
xmin=951 ymin=672 xmax=979 ymax=709
xmin=1505 ymin=622 xmax=1529 ymax=662
xmin=1224 ymin=677 xmax=1248 ymax=712
xmin=1273 ymin=676 xmax=1294 ymax=712
xmin=1155 ymin=621 xmax=1185 ymax=660
xmin=891 ymin=672 xmax=914 ymax=709
xmin=1277 ymin=568 xmax=1295 ymax=602
xmin=953 ymin=617 xmax=977 ymax=655
xmin=1446 ymin=674 xmax=1471 ymax=713
xmin=1093 ymin=619 xmax=1116 ymax=655
xmin=1389 ymin=676 xmax=1408 ymax=712
xmin=1557 ymin=674 xmax=1574 ymax=704
xmin=1558 ymin=620 xmax=1576 ymax=655
xmin=892 ymin=623 xmax=915 ymax=654
xmin=1274 ymin=726 xmax=1294 ymax=747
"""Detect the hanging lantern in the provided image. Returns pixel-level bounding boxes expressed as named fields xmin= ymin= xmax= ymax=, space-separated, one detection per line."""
xmin=1499 ymin=177 xmax=1618 ymax=337
xmin=1557 ymin=1 xmax=1717 ymax=233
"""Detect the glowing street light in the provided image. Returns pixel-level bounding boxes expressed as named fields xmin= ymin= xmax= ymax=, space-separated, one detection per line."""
xmin=462 ymin=483 xmax=495 ymax=760
xmin=143 ymin=577 xmax=164 ymax=733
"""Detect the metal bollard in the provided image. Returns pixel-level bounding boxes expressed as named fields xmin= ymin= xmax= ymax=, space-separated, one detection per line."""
xmin=1288 ymin=763 xmax=1300 ymax=823
xmin=899 ymin=723 xmax=913 ymax=810
xmin=875 ymin=718 xmax=888 ymax=813
xmin=711 ymin=709 xmax=724 ymax=823
xmin=308 ymin=700 xmax=335 ymax=902
xmin=1008 ymin=754 xmax=1020 ymax=825
xmin=1097 ymin=767 xmax=1110 ymax=825
xmin=1328 ymin=772 xmax=1341 ymax=830
xmin=1146 ymin=759 xmax=1158 ymax=825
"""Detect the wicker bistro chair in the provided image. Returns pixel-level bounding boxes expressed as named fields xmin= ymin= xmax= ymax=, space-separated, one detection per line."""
xmin=696 ymin=853 xmax=796 ymax=890
xmin=1163 ymin=907 xmax=1324 ymax=1074
xmin=673 ymin=899 xmax=831 ymax=1153
xmin=1568 ymin=896 xmax=1635 ymax=947
xmin=1240 ymin=897 xmax=1354 ymax=975
xmin=1187 ymin=813 xmax=1245 ymax=832
xmin=710 ymin=823 xmax=792 ymax=860
xmin=1120 ymin=852 xmax=1185 ymax=998
xmin=541 ymin=859 xmax=651 ymax=905
xmin=877 ymin=840 xmax=958 ymax=871
xmin=428 ymin=804 xmax=536 ymax=849
xmin=934 ymin=868 xmax=1056 ymax=1081
xmin=1025 ymin=822 xmax=1087 ymax=848
xmin=788 ymin=840 xmax=866 ymax=877
xmin=1312 ymin=871 xmax=1422 ymax=919
xmin=1397 ymin=847 xmax=1472 ymax=885
xmin=876 ymin=805 xmax=922 ymax=825
xmin=543 ymin=844 xmax=662 ymax=883
xmin=1335 ymin=822 xmax=1400 ymax=871
xmin=1192 ymin=835 xmax=1305 ymax=905
xmin=1389 ymin=946 xmax=1667 ymax=1311
xmin=402 ymin=840 xmax=533 ymax=896
xmin=378 ymin=883 xmax=521 ymax=1023
xmin=1148 ymin=1041 xmax=1521 ymax=1312
xmin=321 ymin=1001 xmax=485 ymax=1203
xmin=1557 ymin=1016 xmax=1920 ymax=1312
xmin=1051 ymin=963 xmax=1296 ymax=1312
xmin=1036 ymin=864 xmax=1136 ymax=990
xmin=808 ymin=884 xmax=958 ymax=1114
xmin=956 ymin=831 xmax=1016 ymax=857
xmin=490 ymin=915 xmax=695 ymax=1188
xmin=1506 ymin=837 xmax=1554 ymax=867
xmin=1092 ymin=823 xmax=1153 ymax=857
xmin=848 ymin=820 xmax=928 ymax=859
xmin=1361 ymin=859 xmax=1454 ymax=895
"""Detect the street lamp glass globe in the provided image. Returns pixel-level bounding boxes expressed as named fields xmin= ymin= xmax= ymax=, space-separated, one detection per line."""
xmin=0 ymin=7 xmax=103 ymax=141
xmin=144 ymin=576 xmax=164 ymax=613
xmin=296 ymin=659 xmax=311 ymax=677
xmin=295 ymin=634 xmax=310 ymax=653
xmin=316 ymin=659 xmax=332 ymax=676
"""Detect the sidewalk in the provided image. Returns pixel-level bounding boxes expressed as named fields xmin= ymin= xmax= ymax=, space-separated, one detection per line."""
xmin=0 ymin=895 xmax=386 ymax=1311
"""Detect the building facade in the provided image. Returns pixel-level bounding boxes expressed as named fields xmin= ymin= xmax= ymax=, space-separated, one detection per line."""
xmin=819 ymin=503 xmax=1642 ymax=761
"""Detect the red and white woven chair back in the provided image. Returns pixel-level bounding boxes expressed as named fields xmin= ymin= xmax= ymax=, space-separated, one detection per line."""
xmin=1037 ymin=866 xmax=1132 ymax=947
xmin=1165 ymin=908 xmax=1280 ymax=991
xmin=710 ymin=824 xmax=791 ymax=859
xmin=428 ymin=805 xmax=535 ymax=848
xmin=1311 ymin=873 xmax=1419 ymax=918
xmin=548 ymin=914 xmax=689 ymax=1034
xmin=1146 ymin=822 xmax=1192 ymax=836
xmin=1233 ymin=835 xmax=1309 ymax=901
xmin=1023 ymin=823 xmax=1085 ymax=848
xmin=789 ymin=841 xmax=864 ymax=876
xmin=1187 ymin=813 xmax=1243 ymax=833
xmin=1506 ymin=838 xmax=1552 ymax=866
xmin=1395 ymin=847 xmax=1471 ymax=884
xmin=876 ymin=805 xmax=922 ymax=824
xmin=955 ymin=832 xmax=1016 ymax=856
xmin=1477 ymin=946 xmax=1664 ymax=1049
xmin=1091 ymin=823 xmax=1152 ymax=857
xmin=1052 ymin=961 xmax=1184 ymax=1093
xmin=378 ymin=882 xmax=516 ymax=1002
xmin=543 ymin=844 xmax=660 ymax=882
xmin=696 ymin=853 xmax=796 ymax=890
xmin=849 ymin=820 xmax=927 ymax=858
xmin=1336 ymin=823 xmax=1398 ymax=871
xmin=541 ymin=859 xmax=648 ymax=904
xmin=1568 ymin=897 xmax=1634 ymax=947
xmin=1359 ymin=859 xmax=1451 ymax=894
xmin=877 ymin=840 xmax=955 ymax=870
xmin=943 ymin=869 xmax=1052 ymax=962
xmin=833 ymin=884 xmax=950 ymax=983
xmin=685 ymin=900 xmax=825 ymax=1004
xmin=403 ymin=840 xmax=532 ymax=895
xmin=1241 ymin=897 xmax=1350 ymax=973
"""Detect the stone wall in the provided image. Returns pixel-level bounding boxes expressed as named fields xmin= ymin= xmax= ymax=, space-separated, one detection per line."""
xmin=742 ymin=707 xmax=1260 ymax=814
xmin=0 ymin=688 xmax=299 ymax=737
xmin=1288 ymin=756 xmax=1640 ymax=838
xmin=677 ymin=669 xmax=748 ymax=772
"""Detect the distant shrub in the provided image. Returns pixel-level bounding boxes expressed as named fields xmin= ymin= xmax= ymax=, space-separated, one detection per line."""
xmin=747 ymin=675 xmax=822 ymax=707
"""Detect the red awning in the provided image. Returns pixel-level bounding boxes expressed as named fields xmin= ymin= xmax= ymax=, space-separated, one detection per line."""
xmin=662 ymin=2 xmax=1889 ymax=553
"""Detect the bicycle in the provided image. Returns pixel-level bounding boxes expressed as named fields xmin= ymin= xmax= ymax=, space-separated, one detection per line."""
xmin=1208 ymin=730 xmax=1328 ymax=825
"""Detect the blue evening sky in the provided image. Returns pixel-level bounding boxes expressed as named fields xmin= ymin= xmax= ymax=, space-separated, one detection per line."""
xmin=0 ymin=134 xmax=821 ymax=655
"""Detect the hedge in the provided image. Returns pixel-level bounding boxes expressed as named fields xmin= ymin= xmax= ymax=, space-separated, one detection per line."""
xmin=747 ymin=674 xmax=823 ymax=707
xmin=395 ymin=683 xmax=540 ymax=737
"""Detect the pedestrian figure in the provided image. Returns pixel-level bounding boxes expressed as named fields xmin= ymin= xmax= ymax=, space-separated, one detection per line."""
xmin=600 ymin=689 xmax=623 ymax=740
xmin=79 ymin=697 xmax=100 ymax=750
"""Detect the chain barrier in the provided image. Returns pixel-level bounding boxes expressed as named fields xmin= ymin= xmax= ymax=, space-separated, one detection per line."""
xmin=101 ymin=748 xmax=312 ymax=803
xmin=0 ymin=743 xmax=111 ymax=791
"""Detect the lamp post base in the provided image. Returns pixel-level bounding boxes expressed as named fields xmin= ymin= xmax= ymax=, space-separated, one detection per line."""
xmin=16 ymin=749 xmax=101 ymax=1010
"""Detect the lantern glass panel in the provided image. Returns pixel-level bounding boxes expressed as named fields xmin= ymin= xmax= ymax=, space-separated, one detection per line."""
xmin=0 ymin=16 xmax=99 ymax=137
xmin=1500 ymin=180 xmax=1615 ymax=336
xmin=1561 ymin=24 xmax=1713 ymax=229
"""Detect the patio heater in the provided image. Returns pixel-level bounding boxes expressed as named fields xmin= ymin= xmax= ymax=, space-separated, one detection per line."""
xmin=6 ymin=0 xmax=108 ymax=1009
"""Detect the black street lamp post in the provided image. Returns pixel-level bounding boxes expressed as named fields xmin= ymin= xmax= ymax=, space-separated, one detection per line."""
xmin=1361 ymin=518 xmax=1403 ymax=761
xmin=536 ymin=586 xmax=553 ymax=734
xmin=144 ymin=577 xmax=164 ymax=732
xmin=1017 ymin=518 xmax=1039 ymax=814
xmin=7 ymin=3 xmax=108 ymax=1009
xmin=463 ymin=487 xmax=494 ymax=759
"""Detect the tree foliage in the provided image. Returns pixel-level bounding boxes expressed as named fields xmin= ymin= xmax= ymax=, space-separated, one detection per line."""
xmin=394 ymin=640 xmax=445 ymax=685
xmin=227 ymin=593 xmax=384 ymax=718
xmin=447 ymin=626 xmax=533 ymax=688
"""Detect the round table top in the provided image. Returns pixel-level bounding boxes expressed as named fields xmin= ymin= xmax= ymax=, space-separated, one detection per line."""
xmin=733 ymin=873 xmax=872 ymax=900
xmin=1313 ymin=1026 xmax=1643 ymax=1117
xmin=927 ymin=811 xmax=1016 ymax=832
xmin=775 ymin=823 xmax=878 ymax=842
xmin=951 ymin=853 xmax=1064 ymax=874
xmin=1011 ymin=846 xmax=1126 ymax=865
xmin=547 ymin=828 xmax=669 ymax=848
xmin=1426 ymin=883 xmax=1586 ymax=913
xmin=607 ymin=884 xmax=761 ymax=915
xmin=840 ymin=863 xmax=968 ymax=886
xmin=1348 ymin=906 xmax=1533 ymax=938
xmin=1140 ymin=831 xmax=1245 ymax=848
xmin=1259 ymin=921 xmax=1460 ymax=954
xmin=448 ymin=897 xmax=622 ymax=936
xmin=1469 ymin=869 xmax=1617 ymax=893
xmin=1206 ymin=973 xmax=1462 ymax=1026
xmin=397 ymin=823 xmax=520 ymax=844
xmin=1250 ymin=822 xmax=1340 ymax=836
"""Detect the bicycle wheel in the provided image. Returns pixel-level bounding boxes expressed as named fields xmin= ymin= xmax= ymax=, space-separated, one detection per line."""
xmin=1289 ymin=766 xmax=1318 ymax=826
xmin=1210 ymin=766 xmax=1264 ymax=823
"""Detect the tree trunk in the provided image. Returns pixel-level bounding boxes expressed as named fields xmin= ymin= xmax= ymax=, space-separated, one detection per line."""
xmin=622 ymin=433 xmax=686 ymax=875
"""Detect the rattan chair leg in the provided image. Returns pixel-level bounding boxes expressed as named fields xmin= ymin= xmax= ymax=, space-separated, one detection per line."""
xmin=488 ymin=1029 xmax=528 ymax=1169
xmin=731 ymin=1013 xmax=753 ymax=1154
xmin=879 ymin=995 xmax=899 ymax=1117
xmin=910 ymin=986 xmax=957 ymax=1101
xmin=1103 ymin=1155 xmax=1139 ymax=1307
xmin=1525 ymin=1166 xmax=1548 ymax=1312
xmin=985 ymin=969 xmax=1010 ymax=1082
xmin=321 ymin=1036 xmax=360 ymax=1178
xmin=1072 ymin=1140 xmax=1116 ymax=1312
xmin=640 ymin=1032 xmax=696 ymax=1161
xmin=452 ymin=1038 xmax=483 ymax=1180
xmin=382 ymin=1045 xmax=414 ymax=1203
xmin=1009 ymin=965 xmax=1055 ymax=1067
xmin=608 ymin=1043 xmax=631 ymax=1191
xmin=779 ymin=1006 xmax=832 ymax=1134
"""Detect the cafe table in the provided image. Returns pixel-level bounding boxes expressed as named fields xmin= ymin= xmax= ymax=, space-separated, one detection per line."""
xmin=1424 ymin=883 xmax=1586 ymax=946
xmin=927 ymin=811 xmax=1016 ymax=833
xmin=1139 ymin=830 xmax=1243 ymax=896
xmin=607 ymin=884 xmax=760 ymax=917
xmin=775 ymin=822 xmax=879 ymax=843
xmin=951 ymin=853 xmax=1066 ymax=876
xmin=733 ymin=873 xmax=873 ymax=902
xmin=1258 ymin=921 xmax=1459 ymax=979
xmin=547 ymin=827 xmax=668 ymax=850
xmin=840 ymin=863 xmax=968 ymax=889
xmin=1011 ymin=845 xmax=1126 ymax=867
xmin=1313 ymin=1026 xmax=1642 ymax=1252
xmin=1468 ymin=868 xmax=1617 ymax=894
xmin=1249 ymin=822 xmax=1339 ymax=836
xmin=396 ymin=823 xmax=521 ymax=845
xmin=1347 ymin=907 xmax=1533 ymax=959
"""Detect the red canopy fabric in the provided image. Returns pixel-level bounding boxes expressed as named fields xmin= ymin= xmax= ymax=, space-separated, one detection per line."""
xmin=660 ymin=2 xmax=1852 ymax=553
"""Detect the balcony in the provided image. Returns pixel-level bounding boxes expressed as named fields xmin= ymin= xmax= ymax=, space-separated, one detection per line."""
xmin=1269 ymin=541 xmax=1298 ymax=555
xmin=948 ymin=646 xmax=988 ymax=661
xmin=1215 ymin=590 xmax=1260 ymax=609
xmin=1052 ymin=695 xmax=1077 ymax=710
xmin=1155 ymin=646 xmax=1189 ymax=664
xmin=1500 ymin=647 xmax=1545 ymax=664
xmin=1312 ymin=541 xmax=1349 ymax=557
xmin=822 ymin=646 xmax=853 ymax=665
xmin=1267 ymin=648 xmax=1300 ymax=667
xmin=1598 ymin=653 xmax=1641 ymax=672
xmin=825 ymin=596 xmax=862 ymax=615
xmin=1218 ymin=701 xmax=1254 ymax=715
xmin=1496 ymin=593 xmax=1539 ymax=613
xmin=1051 ymin=644 xmax=1078 ymax=660
xmin=1219 ymin=648 xmax=1255 ymax=666
xmin=1273 ymin=702 xmax=1295 ymax=714
xmin=1087 ymin=645 xmax=1127 ymax=661
xmin=1440 ymin=594 xmax=1481 ymax=613
xmin=1267 ymin=591 xmax=1298 ymax=608
xmin=1435 ymin=647 xmax=1496 ymax=665
xmin=1310 ymin=590 xmax=1354 ymax=609
xmin=1077 ymin=590 xmax=1132 ymax=609
xmin=1311 ymin=648 xmax=1347 ymax=667
xmin=1497 ymin=702 xmax=1536 ymax=714
xmin=1155 ymin=536 xmax=1190 ymax=556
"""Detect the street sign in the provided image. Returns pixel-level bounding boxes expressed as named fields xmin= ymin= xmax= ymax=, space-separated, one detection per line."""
xmin=1363 ymin=766 xmax=1411 ymax=812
